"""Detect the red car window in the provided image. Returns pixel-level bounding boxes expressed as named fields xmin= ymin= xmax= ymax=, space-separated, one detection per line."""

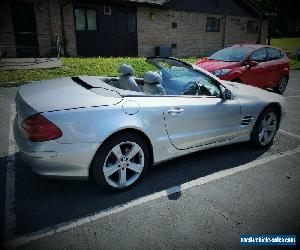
xmin=250 ymin=48 xmax=267 ymax=62
xmin=267 ymin=48 xmax=283 ymax=61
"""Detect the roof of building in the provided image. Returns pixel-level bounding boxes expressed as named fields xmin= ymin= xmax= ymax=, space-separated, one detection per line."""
xmin=75 ymin=0 xmax=261 ymax=17
xmin=164 ymin=0 xmax=261 ymax=17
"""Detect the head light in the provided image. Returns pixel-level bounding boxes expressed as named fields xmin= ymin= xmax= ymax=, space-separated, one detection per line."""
xmin=212 ymin=69 xmax=231 ymax=76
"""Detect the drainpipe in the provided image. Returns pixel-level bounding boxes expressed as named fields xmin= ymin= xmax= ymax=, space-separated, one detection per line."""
xmin=222 ymin=16 xmax=227 ymax=48
xmin=60 ymin=0 xmax=70 ymax=56
xmin=257 ymin=16 xmax=263 ymax=44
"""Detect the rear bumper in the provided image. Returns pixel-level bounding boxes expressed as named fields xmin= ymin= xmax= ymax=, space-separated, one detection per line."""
xmin=14 ymin=118 xmax=98 ymax=180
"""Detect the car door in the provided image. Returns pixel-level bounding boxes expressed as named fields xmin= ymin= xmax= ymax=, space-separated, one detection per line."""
xmin=242 ymin=48 xmax=269 ymax=87
xmin=264 ymin=48 xmax=285 ymax=87
xmin=163 ymin=76 xmax=240 ymax=150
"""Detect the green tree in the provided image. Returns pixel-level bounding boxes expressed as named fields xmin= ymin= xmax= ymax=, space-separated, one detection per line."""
xmin=250 ymin=0 xmax=300 ymax=37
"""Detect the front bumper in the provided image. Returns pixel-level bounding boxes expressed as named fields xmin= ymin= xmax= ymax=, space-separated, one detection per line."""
xmin=14 ymin=118 xmax=98 ymax=180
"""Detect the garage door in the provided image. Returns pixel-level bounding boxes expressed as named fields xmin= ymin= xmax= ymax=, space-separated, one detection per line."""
xmin=74 ymin=4 xmax=137 ymax=57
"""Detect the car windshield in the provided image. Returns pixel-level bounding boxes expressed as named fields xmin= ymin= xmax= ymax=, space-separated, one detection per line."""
xmin=209 ymin=46 xmax=253 ymax=62
xmin=148 ymin=58 xmax=221 ymax=97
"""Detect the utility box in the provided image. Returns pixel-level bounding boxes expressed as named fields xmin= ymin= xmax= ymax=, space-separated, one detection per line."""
xmin=155 ymin=45 xmax=172 ymax=57
xmin=296 ymin=48 xmax=300 ymax=61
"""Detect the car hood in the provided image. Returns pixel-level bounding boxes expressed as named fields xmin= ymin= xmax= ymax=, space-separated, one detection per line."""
xmin=221 ymin=80 xmax=285 ymax=104
xmin=195 ymin=58 xmax=240 ymax=72
xmin=18 ymin=77 xmax=123 ymax=113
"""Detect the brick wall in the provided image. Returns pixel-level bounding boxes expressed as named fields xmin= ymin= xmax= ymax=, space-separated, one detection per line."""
xmin=170 ymin=11 xmax=225 ymax=57
xmin=61 ymin=1 xmax=77 ymax=57
xmin=137 ymin=7 xmax=268 ymax=58
xmin=0 ymin=0 xmax=77 ymax=58
xmin=137 ymin=7 xmax=170 ymax=58
xmin=224 ymin=16 xmax=267 ymax=46
xmin=0 ymin=1 xmax=16 ymax=57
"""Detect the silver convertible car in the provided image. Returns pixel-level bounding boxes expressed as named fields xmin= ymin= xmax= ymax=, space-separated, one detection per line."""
xmin=14 ymin=57 xmax=286 ymax=191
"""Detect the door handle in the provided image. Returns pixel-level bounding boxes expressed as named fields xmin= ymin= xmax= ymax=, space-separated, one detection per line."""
xmin=168 ymin=108 xmax=184 ymax=115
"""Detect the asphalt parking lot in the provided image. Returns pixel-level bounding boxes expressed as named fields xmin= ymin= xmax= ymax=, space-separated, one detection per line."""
xmin=0 ymin=71 xmax=300 ymax=249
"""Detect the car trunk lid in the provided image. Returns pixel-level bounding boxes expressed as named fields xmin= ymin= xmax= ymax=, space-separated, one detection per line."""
xmin=17 ymin=77 xmax=123 ymax=113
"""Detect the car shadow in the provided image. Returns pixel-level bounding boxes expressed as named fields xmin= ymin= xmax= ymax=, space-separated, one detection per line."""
xmin=9 ymin=141 xmax=272 ymax=236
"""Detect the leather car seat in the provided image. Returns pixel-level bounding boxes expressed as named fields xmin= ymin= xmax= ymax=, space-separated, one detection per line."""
xmin=141 ymin=71 xmax=166 ymax=95
xmin=118 ymin=64 xmax=141 ymax=92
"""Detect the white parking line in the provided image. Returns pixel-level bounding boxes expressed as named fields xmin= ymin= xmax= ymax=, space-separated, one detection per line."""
xmin=279 ymin=129 xmax=300 ymax=140
xmin=284 ymin=95 xmax=300 ymax=99
xmin=4 ymin=104 xmax=17 ymax=241
xmin=5 ymin=145 xmax=300 ymax=249
xmin=286 ymin=87 xmax=300 ymax=92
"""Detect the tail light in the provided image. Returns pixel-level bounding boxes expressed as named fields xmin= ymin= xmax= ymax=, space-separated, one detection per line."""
xmin=21 ymin=113 xmax=62 ymax=142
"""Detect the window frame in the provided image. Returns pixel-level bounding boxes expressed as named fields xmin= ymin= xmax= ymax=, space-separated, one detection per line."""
xmin=74 ymin=7 xmax=99 ymax=32
xmin=116 ymin=11 xmax=137 ymax=34
xmin=206 ymin=17 xmax=220 ymax=32
xmin=246 ymin=21 xmax=258 ymax=34
xmin=249 ymin=48 xmax=267 ymax=63
xmin=266 ymin=47 xmax=283 ymax=61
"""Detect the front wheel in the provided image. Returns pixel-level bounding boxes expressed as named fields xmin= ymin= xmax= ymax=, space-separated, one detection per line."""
xmin=92 ymin=133 xmax=149 ymax=191
xmin=274 ymin=76 xmax=288 ymax=94
xmin=250 ymin=107 xmax=279 ymax=148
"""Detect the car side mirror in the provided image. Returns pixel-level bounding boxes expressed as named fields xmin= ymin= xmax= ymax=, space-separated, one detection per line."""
xmin=223 ymin=88 xmax=232 ymax=100
xmin=247 ymin=60 xmax=259 ymax=68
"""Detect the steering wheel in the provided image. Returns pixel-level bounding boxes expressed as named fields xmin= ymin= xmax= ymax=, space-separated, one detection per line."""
xmin=198 ymin=84 xmax=212 ymax=96
xmin=181 ymin=81 xmax=213 ymax=96
xmin=181 ymin=81 xmax=199 ymax=95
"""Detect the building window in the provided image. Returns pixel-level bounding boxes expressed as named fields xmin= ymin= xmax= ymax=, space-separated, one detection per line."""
xmin=104 ymin=6 xmax=111 ymax=15
xmin=247 ymin=21 xmax=258 ymax=33
xmin=75 ymin=8 xmax=98 ymax=31
xmin=117 ymin=12 xmax=136 ymax=33
xmin=206 ymin=17 xmax=220 ymax=32
xmin=172 ymin=22 xmax=177 ymax=28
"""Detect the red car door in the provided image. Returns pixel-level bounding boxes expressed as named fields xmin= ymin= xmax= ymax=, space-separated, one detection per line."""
xmin=242 ymin=48 xmax=269 ymax=87
xmin=264 ymin=48 xmax=286 ymax=88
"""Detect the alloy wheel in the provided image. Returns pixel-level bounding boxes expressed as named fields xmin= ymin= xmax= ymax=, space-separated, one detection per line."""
xmin=103 ymin=141 xmax=145 ymax=188
xmin=258 ymin=112 xmax=277 ymax=146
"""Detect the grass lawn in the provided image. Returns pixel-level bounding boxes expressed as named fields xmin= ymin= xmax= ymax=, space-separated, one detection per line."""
xmin=1 ymin=37 xmax=299 ymax=84
xmin=0 ymin=57 xmax=197 ymax=84
xmin=271 ymin=37 xmax=300 ymax=70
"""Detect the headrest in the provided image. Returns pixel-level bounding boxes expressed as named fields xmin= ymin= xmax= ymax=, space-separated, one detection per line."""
xmin=118 ymin=64 xmax=134 ymax=76
xmin=144 ymin=71 xmax=162 ymax=84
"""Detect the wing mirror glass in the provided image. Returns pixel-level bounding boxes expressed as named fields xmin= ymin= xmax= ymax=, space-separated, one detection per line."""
xmin=223 ymin=88 xmax=232 ymax=100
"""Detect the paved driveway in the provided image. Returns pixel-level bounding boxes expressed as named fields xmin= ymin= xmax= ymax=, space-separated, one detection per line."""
xmin=0 ymin=72 xmax=299 ymax=249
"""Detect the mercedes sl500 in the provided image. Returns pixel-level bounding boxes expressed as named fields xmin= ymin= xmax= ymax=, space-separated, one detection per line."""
xmin=14 ymin=57 xmax=286 ymax=191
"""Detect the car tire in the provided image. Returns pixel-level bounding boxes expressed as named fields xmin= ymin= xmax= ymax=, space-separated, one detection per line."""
xmin=250 ymin=107 xmax=279 ymax=148
xmin=274 ymin=76 xmax=288 ymax=94
xmin=231 ymin=78 xmax=242 ymax=83
xmin=92 ymin=133 xmax=149 ymax=192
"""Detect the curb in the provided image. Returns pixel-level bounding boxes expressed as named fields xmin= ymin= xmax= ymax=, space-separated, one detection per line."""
xmin=0 ymin=82 xmax=25 ymax=88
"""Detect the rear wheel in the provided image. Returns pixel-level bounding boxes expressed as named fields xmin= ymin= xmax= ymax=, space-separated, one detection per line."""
xmin=274 ymin=76 xmax=288 ymax=94
xmin=92 ymin=133 xmax=149 ymax=192
xmin=231 ymin=78 xmax=242 ymax=83
xmin=250 ymin=107 xmax=279 ymax=148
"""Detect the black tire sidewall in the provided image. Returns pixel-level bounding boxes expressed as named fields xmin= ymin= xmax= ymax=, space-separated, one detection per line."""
xmin=92 ymin=133 xmax=149 ymax=192
xmin=275 ymin=76 xmax=288 ymax=94
xmin=250 ymin=107 xmax=279 ymax=148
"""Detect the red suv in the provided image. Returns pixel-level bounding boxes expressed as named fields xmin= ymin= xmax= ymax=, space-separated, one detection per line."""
xmin=195 ymin=45 xmax=290 ymax=94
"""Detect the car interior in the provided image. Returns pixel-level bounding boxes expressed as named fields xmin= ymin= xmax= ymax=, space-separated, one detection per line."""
xmin=101 ymin=63 xmax=222 ymax=97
